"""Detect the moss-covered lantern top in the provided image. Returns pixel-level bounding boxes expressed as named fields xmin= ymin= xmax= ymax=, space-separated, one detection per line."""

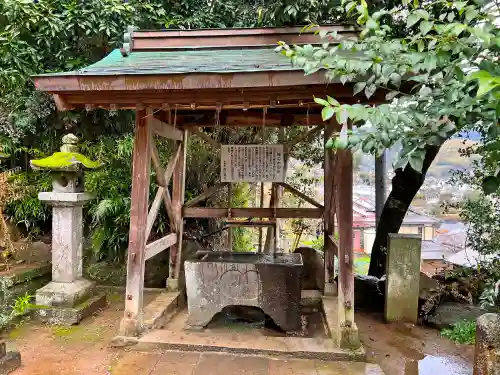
xmin=31 ymin=134 xmax=101 ymax=193
xmin=30 ymin=134 xmax=101 ymax=171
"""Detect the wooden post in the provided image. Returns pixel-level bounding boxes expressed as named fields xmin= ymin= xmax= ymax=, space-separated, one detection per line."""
xmin=323 ymin=121 xmax=336 ymax=295
xmin=120 ymin=107 xmax=152 ymax=337
xmin=337 ymin=142 xmax=360 ymax=349
xmin=275 ymin=127 xmax=287 ymax=252
xmin=169 ymin=130 xmax=188 ymax=291
xmin=227 ymin=183 xmax=233 ymax=251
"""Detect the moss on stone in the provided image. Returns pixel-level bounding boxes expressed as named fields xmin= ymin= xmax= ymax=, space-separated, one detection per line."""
xmin=30 ymin=152 xmax=101 ymax=170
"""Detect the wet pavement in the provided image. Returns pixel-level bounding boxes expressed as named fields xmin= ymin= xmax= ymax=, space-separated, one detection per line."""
xmin=111 ymin=351 xmax=383 ymax=375
xmin=1 ymin=291 xmax=474 ymax=375
xmin=356 ymin=312 xmax=474 ymax=375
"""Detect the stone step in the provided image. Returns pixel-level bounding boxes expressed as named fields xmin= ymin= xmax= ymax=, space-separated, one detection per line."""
xmin=135 ymin=329 xmax=366 ymax=362
xmin=301 ymin=289 xmax=322 ymax=307
xmin=143 ymin=291 xmax=185 ymax=330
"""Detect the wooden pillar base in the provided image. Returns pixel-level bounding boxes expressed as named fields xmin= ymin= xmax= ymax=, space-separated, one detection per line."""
xmin=119 ymin=316 xmax=143 ymax=337
xmin=166 ymin=277 xmax=180 ymax=292
xmin=324 ymin=282 xmax=338 ymax=296
xmin=339 ymin=322 xmax=360 ymax=350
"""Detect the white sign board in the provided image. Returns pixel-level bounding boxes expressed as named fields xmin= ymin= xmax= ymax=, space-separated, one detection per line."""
xmin=221 ymin=145 xmax=285 ymax=182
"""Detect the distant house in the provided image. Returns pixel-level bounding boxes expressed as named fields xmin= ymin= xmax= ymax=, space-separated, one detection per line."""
xmin=420 ymin=239 xmax=455 ymax=276
xmin=352 ymin=194 xmax=439 ymax=253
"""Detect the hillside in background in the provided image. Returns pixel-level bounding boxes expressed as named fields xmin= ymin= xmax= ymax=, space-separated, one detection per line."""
xmin=427 ymin=139 xmax=478 ymax=179
xmin=357 ymin=138 xmax=478 ymax=180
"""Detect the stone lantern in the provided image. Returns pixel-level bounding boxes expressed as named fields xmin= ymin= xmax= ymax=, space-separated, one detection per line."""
xmin=30 ymin=134 xmax=106 ymax=324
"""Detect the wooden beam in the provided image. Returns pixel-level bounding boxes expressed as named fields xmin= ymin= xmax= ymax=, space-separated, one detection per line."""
xmin=149 ymin=141 xmax=181 ymax=231
xmin=278 ymin=182 xmax=324 ymax=209
xmin=151 ymin=118 xmax=183 ymax=140
xmin=224 ymin=220 xmax=277 ymax=227
xmin=146 ymin=187 xmax=165 ymax=241
xmin=120 ymin=107 xmax=152 ymax=337
xmin=191 ymin=128 xmax=221 ymax=148
xmin=184 ymin=183 xmax=228 ymax=208
xmin=145 ymin=233 xmax=177 ymax=260
xmin=164 ymin=143 xmax=182 ymax=186
xmin=328 ymin=234 xmax=340 ymax=251
xmin=183 ymin=207 xmax=323 ymax=219
xmin=324 ymin=120 xmax=337 ymax=290
xmin=337 ymin=141 xmax=356 ymax=345
xmin=53 ymin=94 xmax=71 ymax=111
xmin=286 ymin=125 xmax=324 ymax=149
xmin=150 ymin=140 xmax=166 ymax=187
xmin=171 ymin=130 xmax=188 ymax=281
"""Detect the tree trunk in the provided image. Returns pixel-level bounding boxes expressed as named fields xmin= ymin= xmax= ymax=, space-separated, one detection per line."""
xmin=368 ymin=145 xmax=442 ymax=278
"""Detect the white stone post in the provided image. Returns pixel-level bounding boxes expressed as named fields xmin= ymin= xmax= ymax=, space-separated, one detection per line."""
xmin=31 ymin=134 xmax=106 ymax=324
xmin=35 ymin=192 xmax=94 ymax=307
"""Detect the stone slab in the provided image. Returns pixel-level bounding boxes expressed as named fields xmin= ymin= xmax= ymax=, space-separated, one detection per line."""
xmin=0 ymin=351 xmax=21 ymax=374
xmin=38 ymin=191 xmax=94 ymax=205
xmin=185 ymin=252 xmax=303 ymax=332
xmin=36 ymin=292 xmax=106 ymax=325
xmin=36 ymin=279 xmax=94 ymax=307
xmin=0 ymin=264 xmax=51 ymax=289
xmin=136 ymin=329 xmax=365 ymax=362
xmin=322 ymin=296 xmax=339 ymax=347
xmin=109 ymin=351 xmax=385 ymax=375
xmin=143 ymin=291 xmax=184 ymax=330
xmin=385 ymin=234 xmax=421 ymax=323
xmin=426 ymin=302 xmax=497 ymax=329
xmin=474 ymin=313 xmax=500 ymax=375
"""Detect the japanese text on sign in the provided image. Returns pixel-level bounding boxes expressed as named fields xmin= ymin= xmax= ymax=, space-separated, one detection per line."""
xmin=221 ymin=145 xmax=285 ymax=182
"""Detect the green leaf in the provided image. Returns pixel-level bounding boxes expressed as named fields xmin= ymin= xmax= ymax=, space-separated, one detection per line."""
xmin=482 ymin=176 xmax=500 ymax=195
xmin=420 ymin=21 xmax=434 ymax=36
xmin=415 ymin=9 xmax=430 ymax=20
xmin=353 ymin=82 xmax=366 ymax=95
xmin=321 ymin=106 xmax=335 ymax=121
xmin=336 ymin=108 xmax=348 ymax=125
xmin=386 ymin=91 xmax=398 ymax=100
xmin=325 ymin=138 xmax=335 ymax=149
xmin=447 ymin=12 xmax=455 ymax=22
xmin=314 ymin=97 xmax=329 ymax=106
xmin=334 ymin=137 xmax=348 ymax=149
xmin=407 ymin=13 xmax=420 ymax=28
xmin=419 ymin=86 xmax=432 ymax=96
xmin=366 ymin=18 xmax=378 ymax=29
xmin=327 ymin=96 xmax=339 ymax=106
xmin=365 ymin=84 xmax=376 ymax=99
xmin=408 ymin=154 xmax=424 ymax=173
xmin=465 ymin=8 xmax=479 ymax=23
xmin=393 ymin=157 xmax=408 ymax=170
xmin=389 ymin=72 xmax=401 ymax=87
xmin=417 ymin=39 xmax=425 ymax=52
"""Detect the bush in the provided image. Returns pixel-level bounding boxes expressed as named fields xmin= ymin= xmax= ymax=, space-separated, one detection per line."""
xmin=441 ymin=320 xmax=476 ymax=345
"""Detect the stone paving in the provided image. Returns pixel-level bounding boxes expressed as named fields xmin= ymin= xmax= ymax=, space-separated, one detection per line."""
xmin=110 ymin=351 xmax=384 ymax=375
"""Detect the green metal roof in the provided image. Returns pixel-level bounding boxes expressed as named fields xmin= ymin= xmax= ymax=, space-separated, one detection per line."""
xmin=37 ymin=48 xmax=299 ymax=77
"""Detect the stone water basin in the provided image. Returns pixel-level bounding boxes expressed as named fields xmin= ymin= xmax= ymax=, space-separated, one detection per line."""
xmin=185 ymin=252 xmax=303 ymax=332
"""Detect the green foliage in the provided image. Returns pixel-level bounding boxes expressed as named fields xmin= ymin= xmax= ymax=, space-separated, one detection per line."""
xmin=11 ymin=293 xmax=35 ymax=318
xmin=300 ymin=235 xmax=324 ymax=252
xmin=231 ymin=183 xmax=256 ymax=252
xmin=4 ymin=172 xmax=51 ymax=232
xmin=280 ymin=0 xmax=500 ymax=184
xmin=479 ymin=282 xmax=498 ymax=309
xmin=441 ymin=320 xmax=476 ymax=345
